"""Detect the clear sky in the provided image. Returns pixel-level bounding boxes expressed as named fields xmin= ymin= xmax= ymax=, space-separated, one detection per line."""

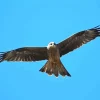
xmin=0 ymin=0 xmax=100 ymax=100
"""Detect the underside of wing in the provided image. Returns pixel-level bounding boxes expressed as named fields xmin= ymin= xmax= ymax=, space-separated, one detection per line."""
xmin=57 ymin=25 xmax=100 ymax=56
xmin=0 ymin=47 xmax=48 ymax=62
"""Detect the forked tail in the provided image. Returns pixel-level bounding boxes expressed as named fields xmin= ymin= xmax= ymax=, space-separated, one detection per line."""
xmin=39 ymin=60 xmax=71 ymax=77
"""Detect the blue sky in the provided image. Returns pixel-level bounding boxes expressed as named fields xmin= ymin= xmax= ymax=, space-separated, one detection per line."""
xmin=0 ymin=0 xmax=100 ymax=100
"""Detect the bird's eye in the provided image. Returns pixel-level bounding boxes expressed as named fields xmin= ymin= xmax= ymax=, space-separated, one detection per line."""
xmin=50 ymin=43 xmax=52 ymax=45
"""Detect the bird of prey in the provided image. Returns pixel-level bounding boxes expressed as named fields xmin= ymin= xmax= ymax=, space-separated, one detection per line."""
xmin=0 ymin=25 xmax=100 ymax=77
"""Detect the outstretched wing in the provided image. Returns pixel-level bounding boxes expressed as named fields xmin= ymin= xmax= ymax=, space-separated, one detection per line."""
xmin=57 ymin=25 xmax=100 ymax=56
xmin=0 ymin=47 xmax=48 ymax=62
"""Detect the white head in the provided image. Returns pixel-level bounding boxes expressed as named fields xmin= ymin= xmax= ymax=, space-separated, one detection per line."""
xmin=47 ymin=42 xmax=56 ymax=49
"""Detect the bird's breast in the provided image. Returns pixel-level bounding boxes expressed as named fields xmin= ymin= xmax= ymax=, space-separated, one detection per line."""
xmin=47 ymin=47 xmax=60 ymax=62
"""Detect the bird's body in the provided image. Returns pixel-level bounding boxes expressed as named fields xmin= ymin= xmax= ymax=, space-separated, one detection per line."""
xmin=47 ymin=42 xmax=60 ymax=62
xmin=0 ymin=25 xmax=100 ymax=77
xmin=40 ymin=42 xmax=71 ymax=77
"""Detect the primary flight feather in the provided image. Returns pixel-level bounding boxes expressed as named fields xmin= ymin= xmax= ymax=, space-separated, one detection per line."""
xmin=0 ymin=25 xmax=100 ymax=77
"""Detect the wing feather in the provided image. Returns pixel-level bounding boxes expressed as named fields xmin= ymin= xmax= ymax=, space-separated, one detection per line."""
xmin=0 ymin=47 xmax=48 ymax=62
xmin=57 ymin=26 xmax=100 ymax=56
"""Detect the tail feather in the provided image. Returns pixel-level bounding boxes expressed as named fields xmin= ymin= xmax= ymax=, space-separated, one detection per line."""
xmin=59 ymin=65 xmax=71 ymax=76
xmin=39 ymin=60 xmax=71 ymax=77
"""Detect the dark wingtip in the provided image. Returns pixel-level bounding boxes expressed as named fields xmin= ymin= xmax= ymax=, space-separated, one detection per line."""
xmin=0 ymin=52 xmax=5 ymax=62
xmin=93 ymin=25 xmax=100 ymax=29
xmin=91 ymin=25 xmax=100 ymax=36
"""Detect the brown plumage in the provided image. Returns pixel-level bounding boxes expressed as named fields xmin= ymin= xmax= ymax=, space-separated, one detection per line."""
xmin=0 ymin=25 xmax=100 ymax=77
xmin=58 ymin=25 xmax=100 ymax=56
xmin=0 ymin=47 xmax=47 ymax=62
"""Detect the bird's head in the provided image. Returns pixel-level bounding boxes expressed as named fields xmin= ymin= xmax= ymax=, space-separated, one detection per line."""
xmin=47 ymin=42 xmax=56 ymax=49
